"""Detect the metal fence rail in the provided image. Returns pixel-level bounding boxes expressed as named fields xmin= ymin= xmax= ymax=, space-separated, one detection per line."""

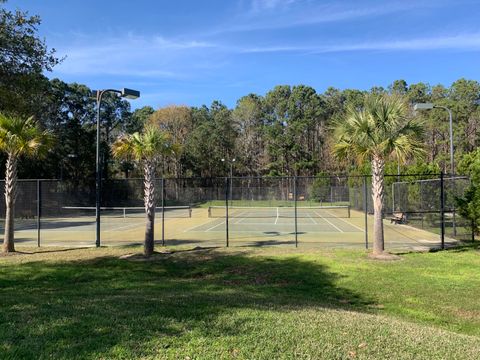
xmin=0 ymin=173 xmax=474 ymax=250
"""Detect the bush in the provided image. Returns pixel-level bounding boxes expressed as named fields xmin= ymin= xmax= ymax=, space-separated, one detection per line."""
xmin=455 ymin=185 xmax=480 ymax=235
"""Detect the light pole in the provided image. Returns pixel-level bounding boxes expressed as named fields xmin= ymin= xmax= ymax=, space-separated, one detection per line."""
xmin=92 ymin=88 xmax=140 ymax=247
xmin=414 ymin=102 xmax=456 ymax=235
xmin=413 ymin=103 xmax=454 ymax=175
xmin=222 ymin=158 xmax=236 ymax=206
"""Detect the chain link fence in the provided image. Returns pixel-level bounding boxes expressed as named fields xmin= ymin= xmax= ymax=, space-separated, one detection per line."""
xmin=0 ymin=173 xmax=475 ymax=250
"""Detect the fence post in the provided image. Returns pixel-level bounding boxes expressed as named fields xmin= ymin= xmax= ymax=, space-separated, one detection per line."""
xmin=161 ymin=178 xmax=165 ymax=247
xmin=472 ymin=219 xmax=475 ymax=243
xmin=363 ymin=175 xmax=368 ymax=250
xmin=294 ymin=176 xmax=298 ymax=248
xmin=440 ymin=171 xmax=445 ymax=250
xmin=36 ymin=179 xmax=41 ymax=247
xmin=330 ymin=183 xmax=333 ymax=205
xmin=225 ymin=177 xmax=229 ymax=247
xmin=391 ymin=183 xmax=395 ymax=214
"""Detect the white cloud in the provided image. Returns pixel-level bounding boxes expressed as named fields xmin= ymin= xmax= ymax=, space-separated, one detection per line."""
xmin=237 ymin=33 xmax=480 ymax=53
xmin=55 ymin=34 xmax=217 ymax=78
xmin=250 ymin=0 xmax=297 ymax=13
xmin=53 ymin=31 xmax=480 ymax=81
xmin=205 ymin=1 xmax=441 ymax=35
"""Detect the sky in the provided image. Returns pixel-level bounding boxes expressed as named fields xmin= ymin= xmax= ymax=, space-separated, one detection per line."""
xmin=5 ymin=0 xmax=480 ymax=109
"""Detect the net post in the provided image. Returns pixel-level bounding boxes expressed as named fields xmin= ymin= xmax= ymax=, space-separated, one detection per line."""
xmin=363 ymin=175 xmax=368 ymax=250
xmin=225 ymin=177 xmax=229 ymax=247
xmin=161 ymin=178 xmax=165 ymax=247
xmin=440 ymin=171 xmax=445 ymax=249
xmin=36 ymin=179 xmax=41 ymax=247
xmin=294 ymin=176 xmax=298 ymax=248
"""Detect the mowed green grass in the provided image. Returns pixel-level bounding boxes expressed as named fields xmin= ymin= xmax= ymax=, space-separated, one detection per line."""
xmin=0 ymin=245 xmax=479 ymax=359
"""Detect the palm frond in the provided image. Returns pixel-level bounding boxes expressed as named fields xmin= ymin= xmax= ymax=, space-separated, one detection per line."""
xmin=112 ymin=134 xmax=136 ymax=161
xmin=332 ymin=94 xmax=425 ymax=165
xmin=112 ymin=126 xmax=181 ymax=164
xmin=0 ymin=113 xmax=53 ymax=158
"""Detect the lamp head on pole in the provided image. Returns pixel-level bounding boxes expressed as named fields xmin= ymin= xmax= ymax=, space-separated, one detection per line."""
xmin=413 ymin=103 xmax=434 ymax=111
xmin=120 ymin=88 xmax=140 ymax=99
xmin=90 ymin=88 xmax=140 ymax=100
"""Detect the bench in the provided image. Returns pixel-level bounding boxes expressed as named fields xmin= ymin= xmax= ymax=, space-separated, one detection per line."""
xmin=390 ymin=212 xmax=406 ymax=224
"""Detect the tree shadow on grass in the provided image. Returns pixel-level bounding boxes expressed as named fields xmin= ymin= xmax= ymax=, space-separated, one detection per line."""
xmin=442 ymin=242 xmax=479 ymax=253
xmin=238 ymin=239 xmax=296 ymax=247
xmin=0 ymin=248 xmax=374 ymax=359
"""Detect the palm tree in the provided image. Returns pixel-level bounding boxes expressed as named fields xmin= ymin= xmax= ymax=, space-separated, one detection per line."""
xmin=0 ymin=113 xmax=53 ymax=253
xmin=112 ymin=126 xmax=177 ymax=256
xmin=333 ymin=95 xmax=425 ymax=255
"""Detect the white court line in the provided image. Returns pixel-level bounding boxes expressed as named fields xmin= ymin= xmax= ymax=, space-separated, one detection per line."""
xmin=230 ymin=209 xmax=249 ymax=224
xmin=183 ymin=218 xmax=218 ymax=232
xmin=314 ymin=210 xmax=344 ymax=233
xmin=185 ymin=208 xmax=246 ymax=233
xmin=103 ymin=220 xmax=145 ymax=232
xmin=307 ymin=213 xmax=317 ymax=224
xmin=205 ymin=220 xmax=225 ymax=232
xmin=205 ymin=229 xmax=343 ymax=233
xmin=205 ymin=209 xmax=248 ymax=232
xmin=323 ymin=209 xmax=364 ymax=232
xmin=204 ymin=222 xmax=292 ymax=226
xmin=275 ymin=207 xmax=279 ymax=224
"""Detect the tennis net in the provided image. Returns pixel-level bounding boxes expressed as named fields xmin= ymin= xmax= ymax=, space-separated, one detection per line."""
xmin=208 ymin=205 xmax=350 ymax=218
xmin=61 ymin=206 xmax=192 ymax=218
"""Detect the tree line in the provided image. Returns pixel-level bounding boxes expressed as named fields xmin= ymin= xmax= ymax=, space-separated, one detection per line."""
xmin=4 ymin=78 xmax=480 ymax=181
xmin=2 ymin=2 xmax=480 ymax=182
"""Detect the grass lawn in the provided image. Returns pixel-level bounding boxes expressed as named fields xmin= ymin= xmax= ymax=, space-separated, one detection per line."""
xmin=1 ymin=244 xmax=479 ymax=359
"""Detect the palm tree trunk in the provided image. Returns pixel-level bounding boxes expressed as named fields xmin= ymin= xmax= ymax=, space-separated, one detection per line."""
xmin=143 ymin=161 xmax=155 ymax=256
xmin=3 ymin=154 xmax=17 ymax=253
xmin=371 ymin=154 xmax=385 ymax=255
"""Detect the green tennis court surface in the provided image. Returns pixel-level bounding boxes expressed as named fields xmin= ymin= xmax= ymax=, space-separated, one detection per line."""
xmin=190 ymin=205 xmax=359 ymax=234
xmin=3 ymin=206 xmax=458 ymax=251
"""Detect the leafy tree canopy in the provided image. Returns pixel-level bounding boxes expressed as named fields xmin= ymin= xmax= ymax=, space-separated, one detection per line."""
xmin=0 ymin=1 xmax=61 ymax=115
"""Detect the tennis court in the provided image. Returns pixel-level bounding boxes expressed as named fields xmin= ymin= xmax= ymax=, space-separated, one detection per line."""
xmin=2 ymin=176 xmax=469 ymax=251
xmin=1 ymin=206 xmax=192 ymax=247
xmin=177 ymin=206 xmax=454 ymax=250
xmin=188 ymin=205 xmax=359 ymax=234
xmin=3 ymin=203 xmax=455 ymax=250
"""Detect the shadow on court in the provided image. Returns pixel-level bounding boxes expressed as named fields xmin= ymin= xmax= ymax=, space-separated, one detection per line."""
xmin=0 ymin=221 xmax=96 ymax=232
xmin=153 ymin=239 xmax=210 ymax=246
xmin=241 ymin=240 xmax=297 ymax=247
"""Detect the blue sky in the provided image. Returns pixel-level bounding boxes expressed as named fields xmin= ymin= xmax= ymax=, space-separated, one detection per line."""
xmin=6 ymin=0 xmax=480 ymax=109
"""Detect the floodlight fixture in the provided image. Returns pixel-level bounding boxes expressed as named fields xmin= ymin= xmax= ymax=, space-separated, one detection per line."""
xmin=121 ymin=88 xmax=140 ymax=99
xmin=413 ymin=103 xmax=434 ymax=111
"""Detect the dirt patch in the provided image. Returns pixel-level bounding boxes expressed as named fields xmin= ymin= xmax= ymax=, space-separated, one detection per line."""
xmin=367 ymin=253 xmax=402 ymax=261
xmin=0 ymin=251 xmax=25 ymax=257
xmin=119 ymin=250 xmax=173 ymax=261
xmin=118 ymin=246 xmax=221 ymax=262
